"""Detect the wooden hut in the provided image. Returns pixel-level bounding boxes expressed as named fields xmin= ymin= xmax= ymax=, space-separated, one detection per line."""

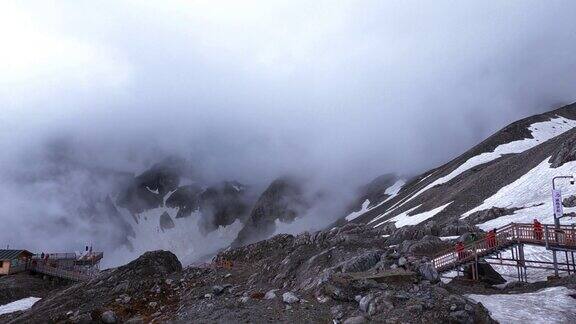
xmin=0 ymin=249 xmax=33 ymax=275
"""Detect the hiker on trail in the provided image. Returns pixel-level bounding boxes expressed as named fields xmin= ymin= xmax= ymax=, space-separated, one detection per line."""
xmin=487 ymin=229 xmax=497 ymax=248
xmin=456 ymin=241 xmax=465 ymax=260
xmin=533 ymin=219 xmax=543 ymax=240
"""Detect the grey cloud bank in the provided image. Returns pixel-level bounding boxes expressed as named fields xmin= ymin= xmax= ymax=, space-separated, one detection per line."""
xmin=1 ymin=1 xmax=576 ymax=263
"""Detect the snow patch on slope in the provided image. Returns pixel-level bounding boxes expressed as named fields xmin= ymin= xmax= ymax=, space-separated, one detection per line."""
xmin=374 ymin=202 xmax=453 ymax=228
xmin=345 ymin=179 xmax=406 ymax=222
xmin=466 ymin=287 xmax=576 ymax=323
xmin=345 ymin=200 xmax=370 ymax=221
xmin=145 ymin=186 xmax=159 ymax=194
xmin=0 ymin=297 xmax=41 ymax=315
xmin=461 ymin=157 xmax=576 ymax=228
xmin=385 ymin=179 xmax=406 ymax=197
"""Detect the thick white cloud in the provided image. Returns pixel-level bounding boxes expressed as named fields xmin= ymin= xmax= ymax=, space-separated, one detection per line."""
xmin=1 ymin=0 xmax=576 ymax=259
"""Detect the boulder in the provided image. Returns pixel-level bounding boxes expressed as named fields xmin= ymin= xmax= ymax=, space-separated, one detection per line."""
xmin=101 ymin=310 xmax=117 ymax=324
xmin=343 ymin=316 xmax=367 ymax=324
xmin=264 ymin=289 xmax=277 ymax=300
xmin=212 ymin=285 xmax=225 ymax=295
xmin=563 ymin=195 xmax=576 ymax=208
xmin=342 ymin=251 xmax=382 ymax=273
xmin=418 ymin=262 xmax=439 ymax=282
xmin=282 ymin=291 xmax=300 ymax=304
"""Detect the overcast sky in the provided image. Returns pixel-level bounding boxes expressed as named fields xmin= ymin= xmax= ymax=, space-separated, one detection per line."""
xmin=2 ymin=1 xmax=576 ymax=255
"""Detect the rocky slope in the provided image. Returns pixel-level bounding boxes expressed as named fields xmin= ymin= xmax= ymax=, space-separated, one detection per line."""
xmin=3 ymin=224 xmax=500 ymax=324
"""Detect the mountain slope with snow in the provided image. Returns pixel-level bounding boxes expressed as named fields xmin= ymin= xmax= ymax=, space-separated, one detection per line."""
xmin=347 ymin=103 xmax=576 ymax=233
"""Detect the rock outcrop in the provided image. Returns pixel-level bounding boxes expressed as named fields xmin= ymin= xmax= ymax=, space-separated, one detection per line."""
xmin=231 ymin=177 xmax=309 ymax=247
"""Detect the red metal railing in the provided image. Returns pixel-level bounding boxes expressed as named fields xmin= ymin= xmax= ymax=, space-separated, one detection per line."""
xmin=432 ymin=223 xmax=576 ymax=272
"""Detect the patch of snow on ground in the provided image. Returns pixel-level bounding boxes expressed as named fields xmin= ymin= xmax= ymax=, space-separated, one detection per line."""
xmin=346 ymin=179 xmax=406 ymax=222
xmin=461 ymin=157 xmax=576 ymax=229
xmin=466 ymin=286 xmax=576 ymax=323
xmin=440 ymin=270 xmax=458 ymax=283
xmin=440 ymin=236 xmax=460 ymax=241
xmin=374 ymin=202 xmax=452 ymax=228
xmin=145 ymin=186 xmax=160 ymax=194
xmin=392 ymin=117 xmax=576 ymax=214
xmin=0 ymin=297 xmax=41 ymax=315
xmin=345 ymin=199 xmax=370 ymax=221
xmin=384 ymin=179 xmax=406 ymax=197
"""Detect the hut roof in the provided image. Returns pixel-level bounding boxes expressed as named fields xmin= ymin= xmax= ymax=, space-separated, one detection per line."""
xmin=0 ymin=249 xmax=33 ymax=260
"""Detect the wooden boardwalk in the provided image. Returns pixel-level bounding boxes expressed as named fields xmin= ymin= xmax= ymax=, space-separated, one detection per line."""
xmin=432 ymin=222 xmax=576 ymax=279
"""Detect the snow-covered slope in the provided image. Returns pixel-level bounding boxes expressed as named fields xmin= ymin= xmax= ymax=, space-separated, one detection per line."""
xmin=347 ymin=103 xmax=576 ymax=234
xmin=106 ymin=205 xmax=243 ymax=267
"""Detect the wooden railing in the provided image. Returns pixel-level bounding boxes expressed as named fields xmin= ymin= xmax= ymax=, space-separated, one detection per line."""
xmin=432 ymin=223 xmax=576 ymax=273
xmin=31 ymin=263 xmax=91 ymax=282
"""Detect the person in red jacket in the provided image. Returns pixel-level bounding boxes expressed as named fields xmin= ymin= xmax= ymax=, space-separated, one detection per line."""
xmin=487 ymin=229 xmax=497 ymax=248
xmin=533 ymin=219 xmax=543 ymax=240
xmin=456 ymin=241 xmax=465 ymax=260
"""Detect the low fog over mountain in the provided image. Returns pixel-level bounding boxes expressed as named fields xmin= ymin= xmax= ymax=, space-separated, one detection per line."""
xmin=2 ymin=1 xmax=576 ymax=267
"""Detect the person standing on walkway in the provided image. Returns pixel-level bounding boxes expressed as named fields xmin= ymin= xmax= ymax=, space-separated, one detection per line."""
xmin=456 ymin=241 xmax=465 ymax=260
xmin=487 ymin=229 xmax=497 ymax=248
xmin=533 ymin=219 xmax=543 ymax=240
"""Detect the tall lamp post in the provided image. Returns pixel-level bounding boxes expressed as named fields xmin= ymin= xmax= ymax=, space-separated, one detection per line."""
xmin=551 ymin=175 xmax=575 ymax=277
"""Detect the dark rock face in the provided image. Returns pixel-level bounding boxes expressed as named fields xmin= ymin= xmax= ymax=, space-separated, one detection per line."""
xmin=159 ymin=212 xmax=175 ymax=231
xmin=116 ymin=158 xmax=183 ymax=214
xmin=197 ymin=181 xmax=251 ymax=235
xmin=231 ymin=177 xmax=309 ymax=247
xmin=165 ymin=184 xmax=203 ymax=218
xmin=550 ymin=129 xmax=576 ymax=168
